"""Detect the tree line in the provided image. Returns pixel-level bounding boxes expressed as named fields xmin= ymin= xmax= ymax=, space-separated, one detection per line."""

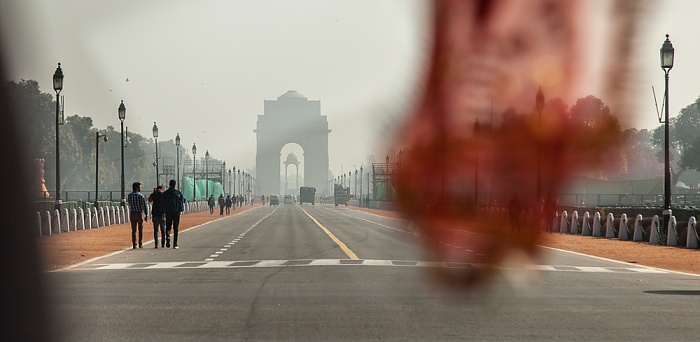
xmin=7 ymin=79 xmax=229 ymax=200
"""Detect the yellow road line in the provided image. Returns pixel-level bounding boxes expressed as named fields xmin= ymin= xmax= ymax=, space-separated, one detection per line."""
xmin=300 ymin=207 xmax=359 ymax=260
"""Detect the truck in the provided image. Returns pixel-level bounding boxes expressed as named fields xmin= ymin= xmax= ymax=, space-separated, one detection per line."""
xmin=299 ymin=186 xmax=316 ymax=205
xmin=334 ymin=184 xmax=349 ymax=206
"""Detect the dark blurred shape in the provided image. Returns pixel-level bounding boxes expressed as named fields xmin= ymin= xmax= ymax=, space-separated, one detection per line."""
xmin=0 ymin=57 xmax=54 ymax=339
xmin=394 ymin=0 xmax=639 ymax=288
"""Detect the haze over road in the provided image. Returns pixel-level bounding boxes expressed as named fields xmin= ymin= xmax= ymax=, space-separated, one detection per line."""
xmin=49 ymin=204 xmax=700 ymax=341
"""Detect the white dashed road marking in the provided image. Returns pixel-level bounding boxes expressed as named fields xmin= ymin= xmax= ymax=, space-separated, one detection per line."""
xmin=75 ymin=259 xmax=672 ymax=274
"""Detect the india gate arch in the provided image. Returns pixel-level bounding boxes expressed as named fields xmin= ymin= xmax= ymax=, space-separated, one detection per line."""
xmin=255 ymin=90 xmax=329 ymax=196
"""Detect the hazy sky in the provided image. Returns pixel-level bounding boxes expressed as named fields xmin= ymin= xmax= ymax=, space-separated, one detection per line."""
xmin=1 ymin=0 xmax=699 ymax=181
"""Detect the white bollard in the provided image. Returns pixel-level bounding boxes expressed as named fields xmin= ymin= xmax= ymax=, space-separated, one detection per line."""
xmin=126 ymin=206 xmax=131 ymax=223
xmin=581 ymin=212 xmax=591 ymax=236
xmin=605 ymin=213 xmax=615 ymax=238
xmin=86 ymin=207 xmax=92 ymax=229
xmin=570 ymin=211 xmax=579 ymax=235
xmin=105 ymin=206 xmax=112 ymax=226
xmin=559 ymin=211 xmax=568 ymax=233
xmin=667 ymin=216 xmax=678 ymax=246
xmin=633 ymin=214 xmax=644 ymax=241
xmin=650 ymin=215 xmax=661 ymax=245
xmin=45 ymin=211 xmax=52 ymax=235
xmin=71 ymin=209 xmax=78 ymax=231
xmin=686 ymin=217 xmax=698 ymax=249
xmin=78 ymin=208 xmax=85 ymax=230
xmin=91 ymin=208 xmax=99 ymax=228
xmin=99 ymin=207 xmax=105 ymax=227
xmin=53 ymin=209 xmax=61 ymax=234
xmin=592 ymin=212 xmax=602 ymax=237
xmin=111 ymin=206 xmax=117 ymax=225
xmin=619 ymin=213 xmax=629 ymax=240
xmin=36 ymin=212 xmax=42 ymax=236
xmin=62 ymin=208 xmax=70 ymax=232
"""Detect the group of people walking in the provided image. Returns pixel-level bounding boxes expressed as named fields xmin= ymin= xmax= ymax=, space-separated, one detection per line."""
xmin=128 ymin=179 xmax=186 ymax=250
xmin=208 ymin=194 xmax=247 ymax=215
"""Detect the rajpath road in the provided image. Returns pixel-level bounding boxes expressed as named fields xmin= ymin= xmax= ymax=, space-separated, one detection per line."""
xmin=47 ymin=204 xmax=700 ymax=341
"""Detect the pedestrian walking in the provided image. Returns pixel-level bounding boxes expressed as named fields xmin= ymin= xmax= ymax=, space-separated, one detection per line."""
xmin=127 ymin=182 xmax=148 ymax=249
xmin=148 ymin=185 xmax=166 ymax=248
xmin=208 ymin=195 xmax=215 ymax=214
xmin=162 ymin=179 xmax=185 ymax=249
xmin=218 ymin=194 xmax=225 ymax=215
xmin=225 ymin=195 xmax=232 ymax=215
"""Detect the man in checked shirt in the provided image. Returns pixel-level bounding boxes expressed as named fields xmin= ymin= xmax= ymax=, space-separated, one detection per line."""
xmin=127 ymin=182 xmax=148 ymax=249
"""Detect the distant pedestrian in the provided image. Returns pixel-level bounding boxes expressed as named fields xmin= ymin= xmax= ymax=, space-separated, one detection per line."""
xmin=218 ymin=194 xmax=225 ymax=215
xmin=208 ymin=195 xmax=215 ymax=214
xmin=162 ymin=179 xmax=185 ymax=249
xmin=148 ymin=185 xmax=165 ymax=248
xmin=127 ymin=182 xmax=148 ymax=249
xmin=225 ymin=195 xmax=232 ymax=215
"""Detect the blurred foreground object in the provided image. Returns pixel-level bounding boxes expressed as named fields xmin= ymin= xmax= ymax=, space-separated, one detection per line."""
xmin=394 ymin=0 xmax=641 ymax=287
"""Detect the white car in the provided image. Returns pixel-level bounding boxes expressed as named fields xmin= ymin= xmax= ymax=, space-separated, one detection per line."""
xmin=283 ymin=195 xmax=294 ymax=204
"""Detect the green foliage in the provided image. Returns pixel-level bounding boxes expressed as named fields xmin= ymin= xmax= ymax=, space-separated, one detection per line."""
xmin=5 ymin=79 xmax=214 ymax=194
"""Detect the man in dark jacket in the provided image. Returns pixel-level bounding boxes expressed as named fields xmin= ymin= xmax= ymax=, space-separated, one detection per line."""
xmin=162 ymin=179 xmax=185 ymax=249
xmin=148 ymin=185 xmax=165 ymax=248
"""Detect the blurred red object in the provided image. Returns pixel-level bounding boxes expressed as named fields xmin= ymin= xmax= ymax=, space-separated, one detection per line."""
xmin=394 ymin=0 xmax=640 ymax=287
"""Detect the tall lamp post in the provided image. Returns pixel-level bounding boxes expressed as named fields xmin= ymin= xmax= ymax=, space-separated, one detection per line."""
xmin=118 ymin=100 xmax=126 ymax=207
xmin=94 ymin=132 xmax=107 ymax=208
xmin=237 ymin=169 xmax=241 ymax=198
xmin=205 ymin=150 xmax=210 ymax=198
xmin=360 ymin=166 xmax=363 ymax=206
xmin=233 ymin=166 xmax=237 ymax=198
xmin=152 ymin=122 xmax=159 ymax=186
xmin=53 ymin=63 xmax=64 ymax=210
xmin=228 ymin=169 xmax=232 ymax=196
xmin=222 ymin=161 xmax=227 ymax=194
xmin=175 ymin=133 xmax=181 ymax=188
xmin=192 ymin=143 xmax=197 ymax=201
xmin=535 ymin=87 xmax=545 ymax=201
xmin=661 ymin=34 xmax=675 ymax=230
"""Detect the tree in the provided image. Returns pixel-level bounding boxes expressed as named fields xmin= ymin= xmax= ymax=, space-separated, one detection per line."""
xmin=652 ymin=96 xmax=700 ymax=185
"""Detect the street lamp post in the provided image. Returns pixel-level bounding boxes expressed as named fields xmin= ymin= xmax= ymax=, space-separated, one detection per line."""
xmin=660 ymin=34 xmax=675 ymax=231
xmin=237 ymin=169 xmax=241 ymax=199
xmin=205 ymin=150 xmax=210 ymax=198
xmin=222 ymin=161 xmax=226 ymax=195
xmin=535 ymin=87 xmax=545 ymax=201
xmin=354 ymin=170 xmax=357 ymax=200
xmin=233 ymin=166 xmax=237 ymax=198
xmin=53 ymin=63 xmax=64 ymax=211
xmin=360 ymin=166 xmax=363 ymax=206
xmin=386 ymin=155 xmax=390 ymax=201
xmin=192 ymin=143 xmax=197 ymax=201
xmin=175 ymin=133 xmax=181 ymax=189
xmin=152 ymin=122 xmax=159 ymax=186
xmin=228 ymin=169 xmax=232 ymax=196
xmin=118 ymin=101 xmax=126 ymax=207
xmin=94 ymin=132 xmax=107 ymax=208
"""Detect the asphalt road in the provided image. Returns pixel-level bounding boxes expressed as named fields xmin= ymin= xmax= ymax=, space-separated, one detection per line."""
xmin=47 ymin=204 xmax=700 ymax=341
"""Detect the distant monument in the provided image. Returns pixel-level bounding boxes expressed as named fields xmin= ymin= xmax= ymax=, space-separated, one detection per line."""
xmin=35 ymin=158 xmax=50 ymax=199
xmin=255 ymin=90 xmax=330 ymax=195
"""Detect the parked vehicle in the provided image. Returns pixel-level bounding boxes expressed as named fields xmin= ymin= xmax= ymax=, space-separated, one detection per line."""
xmin=334 ymin=184 xmax=349 ymax=206
xmin=299 ymin=186 xmax=316 ymax=205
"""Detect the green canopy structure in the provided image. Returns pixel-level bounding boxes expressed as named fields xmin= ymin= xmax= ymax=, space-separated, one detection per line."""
xmin=182 ymin=177 xmax=224 ymax=201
